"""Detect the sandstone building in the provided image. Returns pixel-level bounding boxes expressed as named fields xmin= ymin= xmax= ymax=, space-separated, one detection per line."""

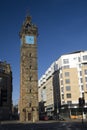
xmin=0 ymin=61 xmax=12 ymax=120
xmin=19 ymin=15 xmax=39 ymax=122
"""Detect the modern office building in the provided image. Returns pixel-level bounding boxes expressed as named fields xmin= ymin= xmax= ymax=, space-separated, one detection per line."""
xmin=19 ymin=15 xmax=39 ymax=122
xmin=0 ymin=61 xmax=12 ymax=120
xmin=38 ymin=62 xmax=60 ymax=117
xmin=38 ymin=51 xmax=87 ymax=118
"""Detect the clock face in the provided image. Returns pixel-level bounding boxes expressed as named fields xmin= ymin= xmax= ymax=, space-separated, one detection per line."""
xmin=25 ymin=36 xmax=34 ymax=44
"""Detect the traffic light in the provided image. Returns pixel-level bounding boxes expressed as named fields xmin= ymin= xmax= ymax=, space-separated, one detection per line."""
xmin=79 ymin=98 xmax=82 ymax=107
xmin=79 ymin=97 xmax=85 ymax=107
xmin=82 ymin=97 xmax=85 ymax=106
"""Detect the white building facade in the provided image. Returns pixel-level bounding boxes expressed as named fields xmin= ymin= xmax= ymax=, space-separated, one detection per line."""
xmin=38 ymin=51 xmax=87 ymax=118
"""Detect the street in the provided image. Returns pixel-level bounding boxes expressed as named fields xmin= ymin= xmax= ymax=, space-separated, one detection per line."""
xmin=0 ymin=120 xmax=87 ymax=130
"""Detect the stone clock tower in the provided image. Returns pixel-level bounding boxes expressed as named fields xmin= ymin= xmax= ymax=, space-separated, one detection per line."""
xmin=19 ymin=15 xmax=39 ymax=122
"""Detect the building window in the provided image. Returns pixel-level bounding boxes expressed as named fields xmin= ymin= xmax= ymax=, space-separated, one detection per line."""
xmin=29 ymin=103 xmax=31 ymax=107
xmin=79 ymin=64 xmax=81 ymax=68
xmin=0 ymin=77 xmax=7 ymax=86
xmin=66 ymin=93 xmax=71 ymax=98
xmin=29 ymin=53 xmax=32 ymax=57
xmin=65 ymin=72 xmax=69 ymax=77
xmin=83 ymin=63 xmax=87 ymax=66
xmin=66 ymin=86 xmax=71 ymax=91
xmin=65 ymin=79 xmax=70 ymax=84
xmin=30 ymin=89 xmax=31 ymax=93
xmin=63 ymin=59 xmax=69 ymax=64
xmin=78 ymin=57 xmax=81 ymax=62
xmin=84 ymin=69 xmax=87 ymax=75
xmin=63 ymin=65 xmax=69 ymax=69
xmin=81 ymin=85 xmax=84 ymax=91
xmin=61 ymin=87 xmax=64 ymax=92
xmin=86 ymin=84 xmax=87 ymax=90
xmin=60 ymin=73 xmax=62 ymax=78
xmin=0 ymin=77 xmax=3 ymax=84
xmin=67 ymin=101 xmax=72 ymax=104
xmin=1 ymin=89 xmax=7 ymax=105
xmin=30 ymin=76 xmax=32 ymax=81
xmin=83 ymin=55 xmax=87 ymax=61
xmin=62 ymin=101 xmax=65 ymax=104
xmin=61 ymin=80 xmax=63 ymax=85
xmin=30 ymin=65 xmax=31 ymax=69
xmin=41 ymin=88 xmax=46 ymax=101
xmin=82 ymin=93 xmax=84 ymax=98
xmin=79 ymin=71 xmax=82 ymax=76
xmin=0 ymin=77 xmax=2 ymax=82
xmin=62 ymin=94 xmax=64 ymax=99
xmin=85 ymin=77 xmax=87 ymax=82
xmin=80 ymin=78 xmax=83 ymax=83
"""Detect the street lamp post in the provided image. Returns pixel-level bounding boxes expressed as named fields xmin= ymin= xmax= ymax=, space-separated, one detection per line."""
xmin=78 ymin=91 xmax=87 ymax=124
xmin=79 ymin=97 xmax=85 ymax=124
xmin=68 ymin=104 xmax=71 ymax=118
xmin=84 ymin=91 xmax=87 ymax=119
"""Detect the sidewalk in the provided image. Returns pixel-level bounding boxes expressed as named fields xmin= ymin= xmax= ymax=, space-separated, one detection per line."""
xmin=65 ymin=117 xmax=87 ymax=122
xmin=0 ymin=118 xmax=87 ymax=124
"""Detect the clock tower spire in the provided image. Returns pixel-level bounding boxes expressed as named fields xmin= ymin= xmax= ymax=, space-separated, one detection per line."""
xmin=19 ymin=14 xmax=39 ymax=122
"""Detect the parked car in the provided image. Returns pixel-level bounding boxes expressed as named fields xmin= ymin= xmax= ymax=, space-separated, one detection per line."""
xmin=53 ymin=115 xmax=65 ymax=121
xmin=58 ymin=115 xmax=65 ymax=121
xmin=39 ymin=115 xmax=49 ymax=121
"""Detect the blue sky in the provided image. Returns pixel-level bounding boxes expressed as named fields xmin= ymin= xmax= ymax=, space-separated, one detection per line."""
xmin=0 ymin=0 xmax=87 ymax=104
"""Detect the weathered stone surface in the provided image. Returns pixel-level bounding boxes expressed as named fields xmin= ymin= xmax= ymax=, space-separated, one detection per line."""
xmin=19 ymin=15 xmax=39 ymax=122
